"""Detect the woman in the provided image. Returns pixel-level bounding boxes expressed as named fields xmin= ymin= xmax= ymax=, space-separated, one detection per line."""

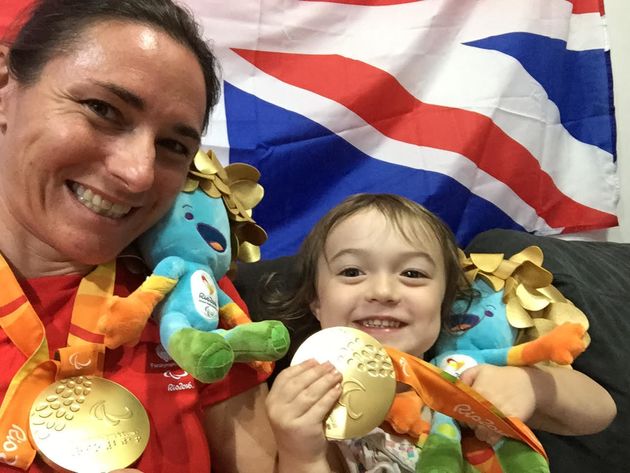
xmin=0 ymin=1 xmax=276 ymax=472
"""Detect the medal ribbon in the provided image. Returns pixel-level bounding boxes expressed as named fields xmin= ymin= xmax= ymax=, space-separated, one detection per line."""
xmin=385 ymin=347 xmax=548 ymax=460
xmin=0 ymin=254 xmax=116 ymax=470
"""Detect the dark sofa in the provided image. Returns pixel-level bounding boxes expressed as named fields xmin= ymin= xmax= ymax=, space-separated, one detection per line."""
xmin=234 ymin=229 xmax=629 ymax=472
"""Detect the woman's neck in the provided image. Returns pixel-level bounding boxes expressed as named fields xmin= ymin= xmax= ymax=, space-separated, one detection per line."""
xmin=0 ymin=193 xmax=94 ymax=278
xmin=0 ymin=217 xmax=93 ymax=280
xmin=2 ymin=244 xmax=93 ymax=279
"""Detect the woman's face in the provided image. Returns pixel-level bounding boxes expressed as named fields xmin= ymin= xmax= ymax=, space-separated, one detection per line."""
xmin=0 ymin=20 xmax=207 ymax=265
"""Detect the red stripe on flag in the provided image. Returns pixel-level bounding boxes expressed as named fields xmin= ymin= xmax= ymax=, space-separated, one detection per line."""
xmin=302 ymin=1 xmax=603 ymax=14
xmin=0 ymin=0 xmax=35 ymax=42
xmin=233 ymin=49 xmax=617 ymax=230
xmin=69 ymin=323 xmax=105 ymax=344
xmin=567 ymin=0 xmax=604 ymax=15
xmin=302 ymin=0 xmax=421 ymax=5
xmin=0 ymin=295 xmax=27 ymax=318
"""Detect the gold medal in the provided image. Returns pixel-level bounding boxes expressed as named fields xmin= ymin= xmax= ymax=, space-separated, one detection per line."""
xmin=291 ymin=327 xmax=396 ymax=440
xmin=29 ymin=376 xmax=150 ymax=473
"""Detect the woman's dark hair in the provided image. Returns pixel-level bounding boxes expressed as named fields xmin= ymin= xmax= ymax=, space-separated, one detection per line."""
xmin=5 ymin=0 xmax=219 ymax=131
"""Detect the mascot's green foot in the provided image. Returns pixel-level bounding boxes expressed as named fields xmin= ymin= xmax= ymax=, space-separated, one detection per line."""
xmin=222 ymin=320 xmax=290 ymax=361
xmin=495 ymin=439 xmax=550 ymax=473
xmin=418 ymin=433 xmax=464 ymax=473
xmin=168 ymin=328 xmax=234 ymax=383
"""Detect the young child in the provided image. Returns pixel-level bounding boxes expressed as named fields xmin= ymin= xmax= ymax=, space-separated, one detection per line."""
xmin=265 ymin=194 xmax=616 ymax=473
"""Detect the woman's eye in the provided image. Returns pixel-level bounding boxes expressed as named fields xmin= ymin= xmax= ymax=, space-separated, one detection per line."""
xmin=158 ymin=138 xmax=190 ymax=157
xmin=339 ymin=267 xmax=362 ymax=277
xmin=83 ymin=99 xmax=118 ymax=121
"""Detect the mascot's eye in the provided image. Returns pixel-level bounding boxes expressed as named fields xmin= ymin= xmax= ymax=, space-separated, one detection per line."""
xmin=184 ymin=212 xmax=194 ymax=220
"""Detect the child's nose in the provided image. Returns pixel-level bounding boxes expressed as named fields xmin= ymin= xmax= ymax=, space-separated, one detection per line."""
xmin=366 ymin=274 xmax=400 ymax=304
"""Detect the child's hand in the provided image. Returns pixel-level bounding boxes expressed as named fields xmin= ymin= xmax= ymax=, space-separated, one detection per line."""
xmin=266 ymin=359 xmax=343 ymax=467
xmin=460 ymin=364 xmax=537 ymax=444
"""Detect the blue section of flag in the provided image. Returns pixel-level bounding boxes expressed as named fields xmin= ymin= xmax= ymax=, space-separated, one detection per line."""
xmin=465 ymin=32 xmax=616 ymax=156
xmin=224 ymin=82 xmax=524 ymax=259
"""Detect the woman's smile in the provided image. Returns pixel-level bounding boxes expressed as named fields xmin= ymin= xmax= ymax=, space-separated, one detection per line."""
xmin=69 ymin=182 xmax=132 ymax=219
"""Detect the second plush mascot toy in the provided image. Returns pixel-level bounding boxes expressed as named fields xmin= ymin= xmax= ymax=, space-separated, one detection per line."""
xmin=99 ymin=150 xmax=290 ymax=383
xmin=385 ymin=246 xmax=590 ymax=473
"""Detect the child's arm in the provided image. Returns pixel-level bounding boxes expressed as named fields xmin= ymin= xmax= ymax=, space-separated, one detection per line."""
xmin=265 ymin=360 xmax=343 ymax=473
xmin=460 ymin=364 xmax=616 ymax=436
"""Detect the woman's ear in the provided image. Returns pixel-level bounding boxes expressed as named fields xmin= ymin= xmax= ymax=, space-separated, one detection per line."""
xmin=0 ymin=46 xmax=10 ymax=134
xmin=0 ymin=45 xmax=8 ymax=85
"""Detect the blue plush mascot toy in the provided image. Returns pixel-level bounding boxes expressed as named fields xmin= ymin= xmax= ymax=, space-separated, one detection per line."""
xmin=99 ymin=150 xmax=290 ymax=383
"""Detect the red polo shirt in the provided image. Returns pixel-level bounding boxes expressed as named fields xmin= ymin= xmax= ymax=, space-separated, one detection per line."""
xmin=0 ymin=262 xmax=268 ymax=472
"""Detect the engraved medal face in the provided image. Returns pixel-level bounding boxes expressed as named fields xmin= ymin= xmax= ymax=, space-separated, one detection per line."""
xmin=29 ymin=376 xmax=150 ymax=473
xmin=291 ymin=327 xmax=396 ymax=440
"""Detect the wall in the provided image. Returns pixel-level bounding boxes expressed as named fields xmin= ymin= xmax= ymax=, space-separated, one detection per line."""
xmin=603 ymin=0 xmax=630 ymax=242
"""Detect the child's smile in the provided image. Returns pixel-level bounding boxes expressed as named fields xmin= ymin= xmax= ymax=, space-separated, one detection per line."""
xmin=354 ymin=317 xmax=405 ymax=329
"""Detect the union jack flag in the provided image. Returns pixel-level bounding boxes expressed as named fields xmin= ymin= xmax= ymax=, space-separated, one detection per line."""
xmin=188 ymin=0 xmax=617 ymax=258
xmin=1 ymin=0 xmax=618 ymax=259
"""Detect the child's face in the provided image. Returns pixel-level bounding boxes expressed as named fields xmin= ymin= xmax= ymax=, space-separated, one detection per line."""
xmin=310 ymin=208 xmax=446 ymax=358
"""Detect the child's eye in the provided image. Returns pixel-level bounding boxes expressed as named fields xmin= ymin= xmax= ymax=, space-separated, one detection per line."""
xmin=82 ymin=99 xmax=120 ymax=121
xmin=339 ymin=267 xmax=362 ymax=277
xmin=401 ymin=269 xmax=427 ymax=279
